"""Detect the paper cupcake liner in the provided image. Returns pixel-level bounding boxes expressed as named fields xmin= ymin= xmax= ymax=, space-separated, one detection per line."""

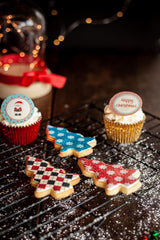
xmin=0 ymin=117 xmax=41 ymax=145
xmin=103 ymin=116 xmax=145 ymax=144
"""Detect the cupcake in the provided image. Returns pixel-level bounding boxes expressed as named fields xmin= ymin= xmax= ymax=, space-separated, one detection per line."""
xmin=103 ymin=91 xmax=146 ymax=144
xmin=0 ymin=94 xmax=42 ymax=145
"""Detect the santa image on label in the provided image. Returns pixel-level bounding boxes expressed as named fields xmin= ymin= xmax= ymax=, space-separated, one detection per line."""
xmin=14 ymin=101 xmax=23 ymax=116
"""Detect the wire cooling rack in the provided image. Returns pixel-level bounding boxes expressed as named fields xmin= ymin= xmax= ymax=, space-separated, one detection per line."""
xmin=0 ymin=100 xmax=160 ymax=240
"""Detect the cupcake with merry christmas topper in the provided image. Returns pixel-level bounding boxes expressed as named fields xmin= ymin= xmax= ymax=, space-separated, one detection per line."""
xmin=103 ymin=91 xmax=146 ymax=144
xmin=0 ymin=94 xmax=42 ymax=145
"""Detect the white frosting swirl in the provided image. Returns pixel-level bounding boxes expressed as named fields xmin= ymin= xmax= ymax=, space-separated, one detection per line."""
xmin=104 ymin=105 xmax=145 ymax=124
xmin=0 ymin=107 xmax=41 ymax=127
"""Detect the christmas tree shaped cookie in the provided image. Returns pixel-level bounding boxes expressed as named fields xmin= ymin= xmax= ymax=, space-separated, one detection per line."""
xmin=78 ymin=158 xmax=141 ymax=195
xmin=25 ymin=156 xmax=80 ymax=199
xmin=46 ymin=125 xmax=97 ymax=157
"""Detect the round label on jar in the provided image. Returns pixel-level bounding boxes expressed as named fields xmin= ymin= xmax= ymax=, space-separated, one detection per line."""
xmin=1 ymin=94 xmax=35 ymax=124
xmin=109 ymin=91 xmax=142 ymax=116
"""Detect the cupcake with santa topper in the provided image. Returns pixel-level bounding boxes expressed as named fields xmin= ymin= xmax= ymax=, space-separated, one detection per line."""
xmin=103 ymin=91 xmax=146 ymax=144
xmin=0 ymin=94 xmax=42 ymax=145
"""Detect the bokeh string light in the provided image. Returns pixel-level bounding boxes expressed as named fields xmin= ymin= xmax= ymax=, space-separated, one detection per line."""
xmin=0 ymin=12 xmax=45 ymax=72
xmin=0 ymin=14 xmax=44 ymax=56
xmin=51 ymin=0 xmax=132 ymax=46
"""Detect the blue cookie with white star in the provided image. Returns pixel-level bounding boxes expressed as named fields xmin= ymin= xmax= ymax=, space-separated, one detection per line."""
xmin=46 ymin=125 xmax=97 ymax=157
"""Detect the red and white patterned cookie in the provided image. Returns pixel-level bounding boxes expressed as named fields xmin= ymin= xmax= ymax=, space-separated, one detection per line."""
xmin=25 ymin=156 xmax=80 ymax=199
xmin=78 ymin=158 xmax=141 ymax=195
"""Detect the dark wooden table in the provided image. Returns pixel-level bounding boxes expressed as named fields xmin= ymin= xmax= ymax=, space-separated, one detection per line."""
xmin=49 ymin=50 xmax=160 ymax=118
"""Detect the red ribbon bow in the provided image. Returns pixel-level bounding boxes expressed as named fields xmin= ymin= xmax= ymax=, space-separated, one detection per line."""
xmin=22 ymin=70 xmax=66 ymax=88
xmin=0 ymin=54 xmax=67 ymax=89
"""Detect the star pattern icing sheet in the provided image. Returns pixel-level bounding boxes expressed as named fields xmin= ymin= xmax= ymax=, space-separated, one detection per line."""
xmin=46 ymin=125 xmax=97 ymax=157
xmin=78 ymin=158 xmax=141 ymax=195
xmin=25 ymin=156 xmax=80 ymax=199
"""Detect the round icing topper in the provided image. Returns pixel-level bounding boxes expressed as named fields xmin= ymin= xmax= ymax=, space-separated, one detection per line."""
xmin=1 ymin=94 xmax=35 ymax=124
xmin=109 ymin=91 xmax=142 ymax=116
